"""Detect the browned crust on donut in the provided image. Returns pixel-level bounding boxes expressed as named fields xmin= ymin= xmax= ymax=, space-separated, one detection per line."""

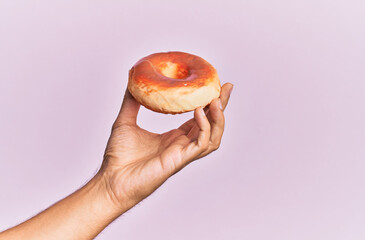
xmin=130 ymin=52 xmax=217 ymax=90
xmin=128 ymin=51 xmax=221 ymax=114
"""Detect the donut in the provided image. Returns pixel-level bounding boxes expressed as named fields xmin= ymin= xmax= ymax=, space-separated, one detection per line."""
xmin=128 ymin=51 xmax=221 ymax=114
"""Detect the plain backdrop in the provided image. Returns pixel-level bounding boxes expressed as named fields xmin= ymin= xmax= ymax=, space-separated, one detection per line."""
xmin=1 ymin=0 xmax=365 ymax=239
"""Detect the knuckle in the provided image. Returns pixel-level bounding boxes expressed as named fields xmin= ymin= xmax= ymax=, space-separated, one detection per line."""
xmin=213 ymin=144 xmax=220 ymax=151
xmin=209 ymin=139 xmax=221 ymax=151
xmin=199 ymin=141 xmax=209 ymax=152
xmin=111 ymin=122 xmax=121 ymax=131
xmin=204 ymin=125 xmax=211 ymax=134
xmin=203 ymin=145 xmax=209 ymax=152
xmin=212 ymin=142 xmax=221 ymax=151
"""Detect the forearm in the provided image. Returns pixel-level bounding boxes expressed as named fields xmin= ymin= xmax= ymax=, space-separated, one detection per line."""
xmin=0 ymin=173 xmax=124 ymax=240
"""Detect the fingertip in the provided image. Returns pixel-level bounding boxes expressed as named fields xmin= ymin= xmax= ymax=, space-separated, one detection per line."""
xmin=219 ymin=83 xmax=234 ymax=110
xmin=221 ymin=82 xmax=232 ymax=88
xmin=209 ymin=98 xmax=225 ymax=126
xmin=194 ymin=106 xmax=203 ymax=117
xmin=183 ymin=107 xmax=212 ymax=162
xmin=194 ymin=107 xmax=210 ymax=130
xmin=198 ymin=106 xmax=205 ymax=118
xmin=228 ymin=83 xmax=234 ymax=95
xmin=123 ymin=88 xmax=132 ymax=99
xmin=221 ymin=83 xmax=233 ymax=94
xmin=115 ymin=88 xmax=141 ymax=126
xmin=207 ymin=99 xmax=220 ymax=115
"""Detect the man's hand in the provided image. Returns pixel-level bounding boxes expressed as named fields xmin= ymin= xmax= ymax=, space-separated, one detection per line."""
xmin=0 ymin=83 xmax=233 ymax=240
xmin=99 ymin=83 xmax=234 ymax=211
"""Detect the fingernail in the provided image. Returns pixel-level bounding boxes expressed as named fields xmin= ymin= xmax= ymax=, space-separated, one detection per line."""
xmin=229 ymin=85 xmax=234 ymax=94
xmin=218 ymin=99 xmax=223 ymax=110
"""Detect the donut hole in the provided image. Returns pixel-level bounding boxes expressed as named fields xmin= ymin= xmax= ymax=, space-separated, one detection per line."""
xmin=159 ymin=62 xmax=189 ymax=79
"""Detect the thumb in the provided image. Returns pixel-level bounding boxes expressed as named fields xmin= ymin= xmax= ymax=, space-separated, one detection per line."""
xmin=114 ymin=88 xmax=140 ymax=127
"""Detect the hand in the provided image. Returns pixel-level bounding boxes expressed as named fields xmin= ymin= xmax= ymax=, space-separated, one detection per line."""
xmin=99 ymin=83 xmax=233 ymax=211
xmin=0 ymin=82 xmax=233 ymax=240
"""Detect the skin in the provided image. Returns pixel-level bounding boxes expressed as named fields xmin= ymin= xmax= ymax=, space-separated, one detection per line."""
xmin=0 ymin=83 xmax=233 ymax=240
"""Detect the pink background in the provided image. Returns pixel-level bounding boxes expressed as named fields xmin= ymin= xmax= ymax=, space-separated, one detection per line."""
xmin=1 ymin=0 xmax=365 ymax=239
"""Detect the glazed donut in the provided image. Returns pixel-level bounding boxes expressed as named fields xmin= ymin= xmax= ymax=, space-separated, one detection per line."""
xmin=128 ymin=51 xmax=221 ymax=114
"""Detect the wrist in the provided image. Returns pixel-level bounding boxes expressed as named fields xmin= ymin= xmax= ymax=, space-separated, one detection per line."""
xmin=93 ymin=169 xmax=137 ymax=216
xmin=88 ymin=171 xmax=125 ymax=218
